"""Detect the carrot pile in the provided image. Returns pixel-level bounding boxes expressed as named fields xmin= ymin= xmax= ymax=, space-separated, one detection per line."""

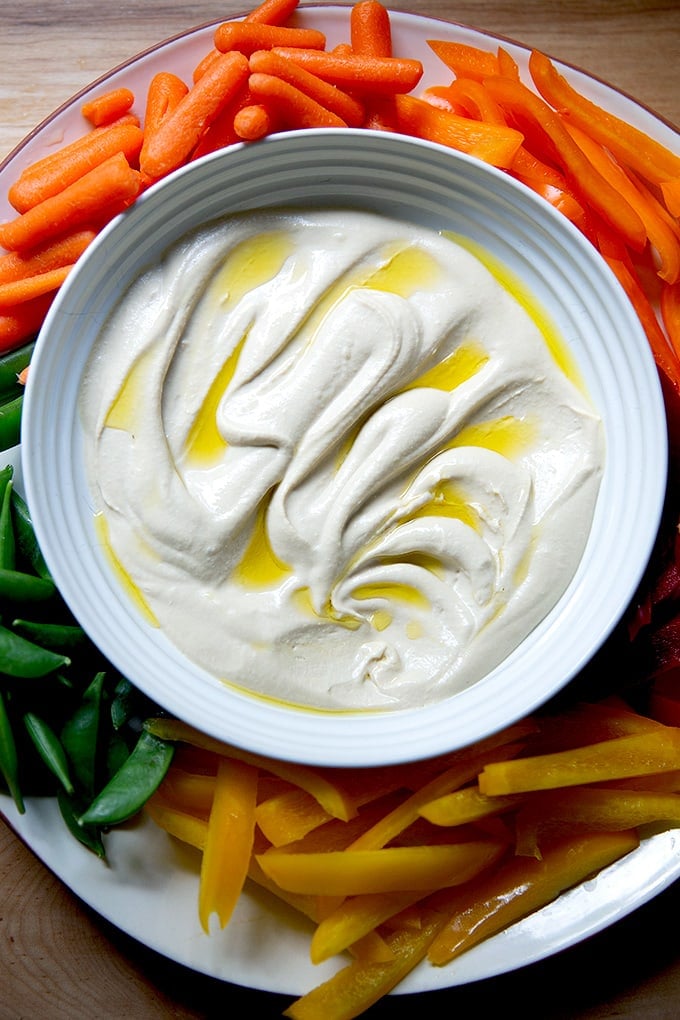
xmin=144 ymin=693 xmax=680 ymax=1018
xmin=1 ymin=0 xmax=680 ymax=1011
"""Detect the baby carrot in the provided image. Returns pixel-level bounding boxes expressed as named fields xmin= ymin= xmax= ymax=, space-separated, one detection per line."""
xmin=248 ymin=49 xmax=365 ymax=126
xmin=271 ymin=48 xmax=423 ymax=95
xmin=8 ymin=121 xmax=144 ymax=213
xmin=140 ymin=51 xmax=250 ymax=180
xmin=0 ymin=230 xmax=95 ymax=284
xmin=247 ymin=72 xmax=347 ymax=129
xmin=0 ymin=265 xmax=73 ymax=310
xmin=244 ymin=0 xmax=300 ymax=24
xmin=0 ymin=152 xmax=141 ymax=253
xmin=191 ymin=84 xmax=252 ymax=158
xmin=139 ymin=72 xmax=189 ymax=176
xmin=81 ymin=87 xmax=135 ymax=127
xmin=0 ymin=294 xmax=55 ymax=353
xmin=193 ymin=48 xmax=220 ymax=83
xmin=214 ymin=22 xmax=326 ymax=57
xmin=350 ymin=0 xmax=393 ymax=58
xmin=233 ymin=103 xmax=277 ymax=140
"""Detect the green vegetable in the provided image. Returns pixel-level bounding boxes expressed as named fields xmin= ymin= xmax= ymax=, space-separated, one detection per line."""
xmin=0 ymin=621 xmax=70 ymax=678
xmin=0 ymin=341 xmax=34 ymax=400
xmin=79 ymin=730 xmax=175 ymax=827
xmin=23 ymin=711 xmax=74 ymax=795
xmin=0 ymin=566 xmax=55 ymax=602
xmin=57 ymin=789 xmax=105 ymax=858
xmin=12 ymin=619 xmax=87 ymax=653
xmin=0 ymin=689 xmax=24 ymax=813
xmin=10 ymin=488 xmax=52 ymax=581
xmin=61 ymin=670 xmax=105 ymax=797
xmin=0 ymin=394 xmax=23 ymax=452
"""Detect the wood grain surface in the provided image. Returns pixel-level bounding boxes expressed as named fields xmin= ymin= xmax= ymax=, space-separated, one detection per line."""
xmin=1 ymin=3 xmax=680 ymax=1018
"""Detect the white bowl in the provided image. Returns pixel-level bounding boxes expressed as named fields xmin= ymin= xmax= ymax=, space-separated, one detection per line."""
xmin=21 ymin=128 xmax=667 ymax=767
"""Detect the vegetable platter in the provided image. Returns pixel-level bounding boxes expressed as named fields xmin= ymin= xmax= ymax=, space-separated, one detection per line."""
xmin=2 ymin=2 xmax=680 ymax=1017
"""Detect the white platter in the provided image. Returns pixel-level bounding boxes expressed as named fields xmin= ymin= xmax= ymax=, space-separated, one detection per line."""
xmin=1 ymin=4 xmax=680 ymax=1003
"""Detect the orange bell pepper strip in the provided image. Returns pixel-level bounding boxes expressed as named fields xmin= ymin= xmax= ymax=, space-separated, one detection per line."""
xmin=483 ymin=75 xmax=647 ymax=252
xmin=427 ymin=39 xmax=500 ymax=82
xmin=528 ymin=48 xmax=680 ymax=189
xmin=394 ymin=93 xmax=524 ymax=168
xmin=432 ymin=77 xmax=508 ymax=125
xmin=144 ymin=717 xmax=357 ymax=821
xmin=661 ymin=281 xmax=680 ymax=361
xmin=478 ymin=726 xmax=680 ymax=796
xmin=256 ymin=839 xmax=505 ymax=896
xmin=426 ymin=830 xmax=639 ymax=966
xmin=565 ymin=122 xmax=680 ymax=284
xmin=514 ymin=786 xmax=680 ymax=858
xmin=198 ymin=756 xmax=258 ymax=932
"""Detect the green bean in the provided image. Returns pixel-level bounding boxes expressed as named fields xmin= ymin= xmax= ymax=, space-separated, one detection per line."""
xmin=0 ymin=341 xmax=34 ymax=400
xmin=79 ymin=730 xmax=174 ymax=827
xmin=0 ymin=621 xmax=70 ymax=678
xmin=10 ymin=488 xmax=52 ymax=581
xmin=23 ymin=711 xmax=74 ymax=795
xmin=12 ymin=619 xmax=87 ymax=653
xmin=0 ymin=689 xmax=24 ymax=813
xmin=61 ymin=670 xmax=105 ymax=797
xmin=0 ymin=567 xmax=55 ymax=602
xmin=0 ymin=394 xmax=23 ymax=452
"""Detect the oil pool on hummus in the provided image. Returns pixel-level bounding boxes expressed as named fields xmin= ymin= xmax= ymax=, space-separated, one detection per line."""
xmin=79 ymin=208 xmax=605 ymax=711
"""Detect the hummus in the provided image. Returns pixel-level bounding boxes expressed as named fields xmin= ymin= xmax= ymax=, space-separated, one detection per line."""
xmin=79 ymin=208 xmax=605 ymax=710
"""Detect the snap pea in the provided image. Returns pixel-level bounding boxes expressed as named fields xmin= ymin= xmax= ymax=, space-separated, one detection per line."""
xmin=10 ymin=488 xmax=52 ymax=581
xmin=60 ymin=670 xmax=105 ymax=797
xmin=0 ymin=688 xmax=24 ymax=813
xmin=0 ymin=394 xmax=23 ymax=452
xmin=11 ymin=619 xmax=87 ymax=653
xmin=0 ymin=474 xmax=15 ymax=571
xmin=0 ymin=341 xmax=34 ymax=400
xmin=79 ymin=730 xmax=175 ymax=827
xmin=23 ymin=711 xmax=74 ymax=795
xmin=0 ymin=621 xmax=70 ymax=678
xmin=57 ymin=789 xmax=105 ymax=859
xmin=0 ymin=566 xmax=55 ymax=602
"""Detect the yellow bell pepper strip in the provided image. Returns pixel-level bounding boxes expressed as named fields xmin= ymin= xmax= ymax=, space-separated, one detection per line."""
xmin=427 ymin=39 xmax=501 ymax=82
xmin=565 ymin=122 xmax=680 ymax=284
xmin=523 ymin=699 xmax=669 ymax=756
xmin=144 ymin=717 xmax=357 ymax=821
xmin=514 ymin=786 xmax=680 ymax=859
xmin=156 ymin=767 xmax=216 ymax=817
xmin=346 ymin=741 xmax=525 ymax=851
xmin=255 ymin=785 xmax=336 ymax=846
xmin=528 ymin=48 xmax=680 ymax=190
xmin=283 ymin=905 xmax=449 ymax=1020
xmin=478 ymin=727 xmax=680 ymax=797
xmin=418 ymin=783 xmax=524 ymax=827
xmin=198 ymin=757 xmax=258 ymax=932
xmin=394 ymin=93 xmax=524 ymax=169
xmin=256 ymin=839 xmax=505 ymax=896
xmin=426 ymin=829 xmax=639 ymax=966
xmin=482 ymin=75 xmax=647 ymax=253
xmin=145 ymin=792 xmax=208 ymax=850
xmin=310 ymin=889 xmax=432 ymax=964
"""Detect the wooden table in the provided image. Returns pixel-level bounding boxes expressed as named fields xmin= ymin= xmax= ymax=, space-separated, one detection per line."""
xmin=1 ymin=2 xmax=679 ymax=1017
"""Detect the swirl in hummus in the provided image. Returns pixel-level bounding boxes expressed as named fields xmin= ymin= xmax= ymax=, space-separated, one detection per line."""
xmin=79 ymin=208 xmax=605 ymax=710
